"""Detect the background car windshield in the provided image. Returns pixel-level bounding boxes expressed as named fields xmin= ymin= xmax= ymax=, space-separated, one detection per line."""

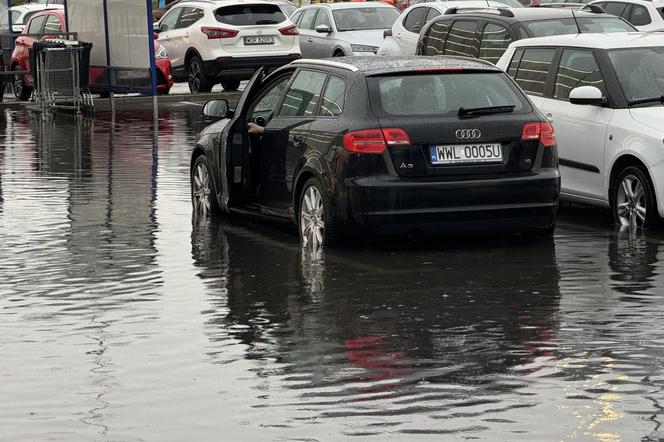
xmin=369 ymin=72 xmax=528 ymax=116
xmin=608 ymin=47 xmax=664 ymax=103
xmin=576 ymin=17 xmax=635 ymax=32
xmin=215 ymin=4 xmax=286 ymax=26
xmin=523 ymin=18 xmax=578 ymax=36
xmin=333 ymin=7 xmax=399 ymax=31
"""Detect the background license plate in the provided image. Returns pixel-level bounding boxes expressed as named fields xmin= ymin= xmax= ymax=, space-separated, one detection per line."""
xmin=244 ymin=36 xmax=274 ymax=45
xmin=430 ymin=144 xmax=502 ymax=165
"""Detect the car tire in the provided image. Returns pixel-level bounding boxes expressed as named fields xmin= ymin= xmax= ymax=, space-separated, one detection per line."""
xmin=158 ymin=88 xmax=170 ymax=95
xmin=611 ymin=165 xmax=659 ymax=229
xmin=220 ymin=80 xmax=240 ymax=91
xmin=298 ymin=177 xmax=337 ymax=249
xmin=187 ymin=55 xmax=213 ymax=94
xmin=12 ymin=68 xmax=31 ymax=101
xmin=191 ymin=154 xmax=221 ymax=216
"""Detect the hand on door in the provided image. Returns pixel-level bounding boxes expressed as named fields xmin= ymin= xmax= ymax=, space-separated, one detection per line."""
xmin=247 ymin=122 xmax=265 ymax=134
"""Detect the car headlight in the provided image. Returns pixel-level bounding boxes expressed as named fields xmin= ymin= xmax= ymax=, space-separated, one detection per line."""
xmin=155 ymin=45 xmax=168 ymax=60
xmin=351 ymin=44 xmax=378 ymax=53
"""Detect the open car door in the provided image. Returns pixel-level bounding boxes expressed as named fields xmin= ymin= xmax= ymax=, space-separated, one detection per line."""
xmin=218 ymin=67 xmax=267 ymax=213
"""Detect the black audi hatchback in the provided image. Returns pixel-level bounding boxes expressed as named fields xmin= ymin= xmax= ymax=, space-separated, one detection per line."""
xmin=191 ymin=56 xmax=560 ymax=247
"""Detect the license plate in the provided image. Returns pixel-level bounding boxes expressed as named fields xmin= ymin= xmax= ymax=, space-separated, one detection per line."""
xmin=430 ymin=143 xmax=502 ymax=165
xmin=244 ymin=35 xmax=274 ymax=45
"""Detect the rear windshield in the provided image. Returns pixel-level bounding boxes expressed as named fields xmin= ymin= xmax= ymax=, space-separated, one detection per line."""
xmin=523 ymin=16 xmax=633 ymax=37
xmin=368 ymin=72 xmax=529 ymax=116
xmin=215 ymin=4 xmax=286 ymax=26
xmin=576 ymin=16 xmax=635 ymax=32
xmin=333 ymin=7 xmax=399 ymax=31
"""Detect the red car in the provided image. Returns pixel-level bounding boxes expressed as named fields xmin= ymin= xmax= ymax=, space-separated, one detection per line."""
xmin=11 ymin=9 xmax=173 ymax=100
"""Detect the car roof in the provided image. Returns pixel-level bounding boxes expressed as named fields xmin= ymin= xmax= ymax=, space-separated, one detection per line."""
xmin=508 ymin=32 xmax=664 ymax=49
xmin=11 ymin=4 xmax=64 ymax=12
xmin=292 ymin=56 xmax=500 ymax=75
xmin=308 ymin=2 xmax=397 ymax=9
xmin=433 ymin=6 xmax=609 ymax=21
xmin=591 ymin=0 xmax=664 ymax=4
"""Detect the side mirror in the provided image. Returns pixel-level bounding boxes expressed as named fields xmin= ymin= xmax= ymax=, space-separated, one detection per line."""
xmin=203 ymin=99 xmax=230 ymax=119
xmin=569 ymin=86 xmax=605 ymax=106
xmin=153 ymin=22 xmax=160 ymax=33
xmin=315 ymin=24 xmax=332 ymax=33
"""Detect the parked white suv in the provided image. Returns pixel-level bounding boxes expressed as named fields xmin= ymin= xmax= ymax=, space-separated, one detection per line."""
xmin=497 ymin=33 xmax=664 ymax=229
xmin=156 ymin=0 xmax=301 ymax=93
xmin=588 ymin=0 xmax=664 ymax=31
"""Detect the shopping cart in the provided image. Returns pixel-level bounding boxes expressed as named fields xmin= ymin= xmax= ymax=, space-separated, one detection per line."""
xmin=31 ymin=40 xmax=93 ymax=115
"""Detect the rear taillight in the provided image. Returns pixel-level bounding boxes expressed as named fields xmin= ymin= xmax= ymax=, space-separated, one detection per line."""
xmin=201 ymin=26 xmax=238 ymax=39
xmin=521 ymin=122 xmax=556 ymax=147
xmin=342 ymin=128 xmax=411 ymax=154
xmin=279 ymin=24 xmax=299 ymax=35
xmin=383 ymin=28 xmax=392 ymax=39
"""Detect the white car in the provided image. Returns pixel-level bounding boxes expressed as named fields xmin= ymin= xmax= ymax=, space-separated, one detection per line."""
xmin=497 ymin=33 xmax=664 ymax=228
xmin=290 ymin=3 xmax=400 ymax=58
xmin=0 ymin=4 xmax=63 ymax=33
xmin=156 ymin=0 xmax=301 ymax=93
xmin=589 ymin=0 xmax=664 ymax=31
xmin=377 ymin=1 xmax=515 ymax=56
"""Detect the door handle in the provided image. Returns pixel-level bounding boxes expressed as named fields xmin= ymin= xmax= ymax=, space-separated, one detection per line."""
xmin=293 ymin=134 xmax=305 ymax=147
xmin=307 ymin=38 xmax=313 ymax=42
xmin=545 ymin=113 xmax=555 ymax=123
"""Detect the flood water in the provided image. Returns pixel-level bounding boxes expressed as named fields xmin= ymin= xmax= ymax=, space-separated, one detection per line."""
xmin=1 ymin=106 xmax=664 ymax=441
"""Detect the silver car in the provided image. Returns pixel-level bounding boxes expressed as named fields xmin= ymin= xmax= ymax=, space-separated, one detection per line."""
xmin=291 ymin=3 xmax=400 ymax=58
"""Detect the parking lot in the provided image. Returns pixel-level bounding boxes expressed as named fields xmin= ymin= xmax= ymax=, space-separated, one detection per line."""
xmin=1 ymin=103 xmax=664 ymax=441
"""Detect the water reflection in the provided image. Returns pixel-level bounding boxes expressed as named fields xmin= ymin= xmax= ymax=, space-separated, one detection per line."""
xmin=2 ymin=106 xmax=664 ymax=440
xmin=191 ymin=218 xmax=564 ymax=434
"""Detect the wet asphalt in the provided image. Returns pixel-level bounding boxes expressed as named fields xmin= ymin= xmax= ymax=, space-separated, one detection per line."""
xmin=1 ymin=104 xmax=664 ymax=441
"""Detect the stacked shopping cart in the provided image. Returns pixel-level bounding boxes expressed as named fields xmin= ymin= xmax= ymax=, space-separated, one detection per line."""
xmin=31 ymin=40 xmax=93 ymax=115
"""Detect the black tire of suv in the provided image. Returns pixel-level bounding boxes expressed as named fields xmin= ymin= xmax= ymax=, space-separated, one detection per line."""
xmin=191 ymin=154 xmax=221 ymax=216
xmin=12 ymin=68 xmax=31 ymax=101
xmin=298 ymin=177 xmax=337 ymax=248
xmin=188 ymin=55 xmax=213 ymax=94
xmin=220 ymin=80 xmax=240 ymax=91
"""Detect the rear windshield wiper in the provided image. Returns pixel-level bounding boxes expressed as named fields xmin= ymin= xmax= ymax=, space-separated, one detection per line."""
xmin=255 ymin=19 xmax=279 ymax=24
xmin=628 ymin=96 xmax=664 ymax=107
xmin=458 ymin=105 xmax=515 ymax=118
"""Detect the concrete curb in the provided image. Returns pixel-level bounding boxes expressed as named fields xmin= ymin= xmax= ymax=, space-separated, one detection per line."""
xmin=0 ymin=91 xmax=242 ymax=112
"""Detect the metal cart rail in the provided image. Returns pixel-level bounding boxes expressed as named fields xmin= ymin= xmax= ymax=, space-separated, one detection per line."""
xmin=32 ymin=40 xmax=93 ymax=115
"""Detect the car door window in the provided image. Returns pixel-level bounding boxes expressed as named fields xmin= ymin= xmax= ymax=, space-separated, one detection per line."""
xmin=423 ymin=20 xmax=451 ymax=55
xmin=318 ymin=75 xmax=345 ymax=117
xmin=279 ymin=70 xmax=327 ymax=117
xmin=426 ymin=8 xmax=441 ymax=22
xmin=159 ymin=8 xmax=181 ymax=32
xmin=478 ymin=23 xmax=512 ymax=64
xmin=291 ymin=10 xmax=303 ymax=25
xmin=629 ymin=4 xmax=651 ymax=26
xmin=403 ymin=7 xmax=428 ymax=33
xmin=177 ymin=7 xmax=204 ymax=28
xmin=313 ymin=9 xmax=331 ymax=29
xmin=443 ymin=20 xmax=479 ymax=58
xmin=249 ymin=75 xmax=292 ymax=121
xmin=43 ymin=15 xmax=62 ymax=33
xmin=299 ymin=9 xmax=318 ymax=30
xmin=554 ymin=49 xmax=605 ymax=100
xmin=27 ymin=15 xmax=46 ymax=34
xmin=514 ymin=48 xmax=556 ymax=96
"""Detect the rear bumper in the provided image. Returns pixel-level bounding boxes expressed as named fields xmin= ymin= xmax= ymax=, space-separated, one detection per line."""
xmin=343 ymin=169 xmax=560 ymax=234
xmin=203 ymin=54 xmax=301 ymax=80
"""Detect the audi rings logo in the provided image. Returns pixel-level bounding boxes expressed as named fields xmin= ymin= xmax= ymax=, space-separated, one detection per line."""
xmin=455 ymin=129 xmax=482 ymax=140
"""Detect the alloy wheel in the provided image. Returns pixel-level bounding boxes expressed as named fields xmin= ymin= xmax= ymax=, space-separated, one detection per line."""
xmin=192 ymin=161 xmax=212 ymax=215
xmin=13 ymin=73 xmax=23 ymax=99
xmin=188 ymin=60 xmax=201 ymax=93
xmin=616 ymin=174 xmax=646 ymax=230
xmin=300 ymin=185 xmax=325 ymax=250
